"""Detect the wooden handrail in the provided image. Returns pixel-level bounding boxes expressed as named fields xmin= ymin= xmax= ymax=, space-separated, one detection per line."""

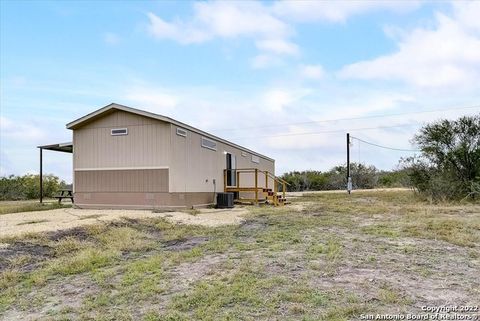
xmin=226 ymin=168 xmax=290 ymax=186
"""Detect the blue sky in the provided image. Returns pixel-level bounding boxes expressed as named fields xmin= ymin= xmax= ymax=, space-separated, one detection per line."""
xmin=1 ymin=0 xmax=479 ymax=182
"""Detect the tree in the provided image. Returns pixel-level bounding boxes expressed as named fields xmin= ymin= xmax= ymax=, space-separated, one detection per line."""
xmin=327 ymin=163 xmax=379 ymax=190
xmin=281 ymin=170 xmax=329 ymax=191
xmin=408 ymin=114 xmax=480 ymax=199
xmin=0 ymin=174 xmax=68 ymax=200
xmin=281 ymin=164 xmax=385 ymax=192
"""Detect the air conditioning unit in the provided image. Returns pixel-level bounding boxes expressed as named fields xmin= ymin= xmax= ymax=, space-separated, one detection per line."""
xmin=216 ymin=192 xmax=234 ymax=208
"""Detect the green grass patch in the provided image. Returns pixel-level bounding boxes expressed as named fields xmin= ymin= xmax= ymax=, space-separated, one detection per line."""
xmin=96 ymin=226 xmax=155 ymax=252
xmin=378 ymin=285 xmax=411 ymax=305
xmin=361 ymin=224 xmax=400 ymax=238
xmin=402 ymin=217 xmax=480 ymax=247
xmin=306 ymin=238 xmax=343 ymax=262
xmin=171 ymin=262 xmax=280 ymax=320
xmin=46 ymin=248 xmax=120 ymax=276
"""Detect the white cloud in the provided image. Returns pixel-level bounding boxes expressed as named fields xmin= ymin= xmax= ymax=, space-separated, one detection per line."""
xmin=320 ymin=93 xmax=415 ymax=120
xmin=0 ymin=116 xmax=48 ymax=142
xmin=338 ymin=3 xmax=480 ymax=89
xmin=264 ymin=125 xmax=337 ymax=150
xmin=263 ymin=88 xmax=311 ymax=112
xmin=255 ymin=39 xmax=299 ymax=56
xmin=300 ymin=64 xmax=325 ymax=80
xmin=272 ymin=0 xmax=421 ymax=23
xmin=452 ymin=1 xmax=480 ymax=33
xmin=264 ymin=89 xmax=293 ymax=112
xmin=145 ymin=0 xmax=424 ymax=67
xmin=193 ymin=1 xmax=290 ymax=39
xmin=146 ymin=12 xmax=209 ymax=44
xmin=257 ymin=90 xmax=417 ymax=152
xmin=146 ymin=2 xmax=290 ymax=44
xmin=146 ymin=2 xmax=296 ymax=67
xmin=103 ymin=32 xmax=121 ymax=45
xmin=124 ymin=87 xmax=179 ymax=114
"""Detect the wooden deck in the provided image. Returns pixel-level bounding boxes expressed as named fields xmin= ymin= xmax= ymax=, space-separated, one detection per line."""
xmin=224 ymin=168 xmax=289 ymax=206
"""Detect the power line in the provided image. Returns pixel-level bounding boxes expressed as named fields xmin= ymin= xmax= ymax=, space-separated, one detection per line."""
xmin=212 ymin=104 xmax=480 ymax=132
xmin=231 ymin=122 xmax=420 ymax=140
xmin=351 ymin=135 xmax=421 ymax=152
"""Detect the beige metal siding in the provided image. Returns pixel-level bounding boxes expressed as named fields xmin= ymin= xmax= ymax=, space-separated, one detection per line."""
xmin=79 ymin=109 xmax=157 ymax=129
xmin=75 ymin=169 xmax=168 ymax=192
xmin=168 ymin=124 xmax=275 ymax=193
xmin=170 ymin=125 xmax=187 ymax=193
xmin=223 ymin=143 xmax=275 ymax=191
xmin=73 ymin=110 xmax=170 ymax=169
xmin=72 ymin=108 xmax=275 ymax=206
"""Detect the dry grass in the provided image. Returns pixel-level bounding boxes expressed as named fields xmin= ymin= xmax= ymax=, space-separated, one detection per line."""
xmin=0 ymin=190 xmax=479 ymax=320
xmin=0 ymin=200 xmax=71 ymax=215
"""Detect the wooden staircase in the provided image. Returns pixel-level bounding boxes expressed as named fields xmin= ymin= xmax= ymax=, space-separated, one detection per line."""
xmin=223 ymin=168 xmax=289 ymax=206
xmin=263 ymin=187 xmax=288 ymax=206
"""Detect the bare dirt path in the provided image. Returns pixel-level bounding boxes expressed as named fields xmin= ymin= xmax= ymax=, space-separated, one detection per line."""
xmin=286 ymin=187 xmax=411 ymax=197
xmin=0 ymin=207 xmax=249 ymax=238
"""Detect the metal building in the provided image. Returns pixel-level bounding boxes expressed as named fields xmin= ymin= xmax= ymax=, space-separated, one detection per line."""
xmin=39 ymin=103 xmax=286 ymax=209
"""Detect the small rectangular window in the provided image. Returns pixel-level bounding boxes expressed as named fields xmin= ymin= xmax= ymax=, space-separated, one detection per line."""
xmin=176 ymin=128 xmax=187 ymax=137
xmin=241 ymin=151 xmax=247 ymax=157
xmin=201 ymin=137 xmax=217 ymax=151
xmin=111 ymin=128 xmax=128 ymax=136
xmin=251 ymin=155 xmax=260 ymax=164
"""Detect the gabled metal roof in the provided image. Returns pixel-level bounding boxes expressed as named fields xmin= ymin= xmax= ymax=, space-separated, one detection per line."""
xmin=66 ymin=103 xmax=274 ymax=162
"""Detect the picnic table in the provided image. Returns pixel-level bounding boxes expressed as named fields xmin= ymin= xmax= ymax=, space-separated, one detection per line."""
xmin=54 ymin=189 xmax=74 ymax=203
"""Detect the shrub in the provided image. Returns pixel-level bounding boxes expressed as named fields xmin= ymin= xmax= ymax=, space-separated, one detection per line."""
xmin=281 ymin=163 xmax=406 ymax=192
xmin=0 ymin=174 xmax=68 ymax=200
xmin=404 ymin=114 xmax=480 ymax=200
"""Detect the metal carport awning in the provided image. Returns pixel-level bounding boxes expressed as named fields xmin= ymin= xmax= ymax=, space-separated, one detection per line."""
xmin=37 ymin=142 xmax=73 ymax=203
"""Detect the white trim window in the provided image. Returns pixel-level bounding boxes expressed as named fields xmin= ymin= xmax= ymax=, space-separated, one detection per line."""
xmin=111 ymin=128 xmax=128 ymax=136
xmin=201 ymin=137 xmax=217 ymax=151
xmin=251 ymin=155 xmax=260 ymax=164
xmin=176 ymin=127 xmax=187 ymax=137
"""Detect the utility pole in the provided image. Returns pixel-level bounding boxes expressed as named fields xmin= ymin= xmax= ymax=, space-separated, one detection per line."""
xmin=39 ymin=147 xmax=43 ymax=203
xmin=346 ymin=133 xmax=352 ymax=194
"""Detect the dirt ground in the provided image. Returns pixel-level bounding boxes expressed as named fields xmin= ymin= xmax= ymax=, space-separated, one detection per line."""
xmin=1 ymin=190 xmax=479 ymax=320
xmin=0 ymin=207 xmax=249 ymax=238
xmin=286 ymin=187 xmax=411 ymax=197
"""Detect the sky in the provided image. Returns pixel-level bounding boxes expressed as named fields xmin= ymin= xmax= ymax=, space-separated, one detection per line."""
xmin=1 ymin=0 xmax=479 ymax=183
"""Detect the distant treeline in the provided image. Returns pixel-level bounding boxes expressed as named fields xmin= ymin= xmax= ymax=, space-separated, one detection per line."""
xmin=0 ymin=174 xmax=69 ymax=201
xmin=281 ymin=114 xmax=480 ymax=201
xmin=280 ymin=163 xmax=410 ymax=192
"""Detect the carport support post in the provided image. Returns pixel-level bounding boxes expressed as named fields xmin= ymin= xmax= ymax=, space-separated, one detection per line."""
xmin=39 ymin=147 xmax=43 ymax=203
